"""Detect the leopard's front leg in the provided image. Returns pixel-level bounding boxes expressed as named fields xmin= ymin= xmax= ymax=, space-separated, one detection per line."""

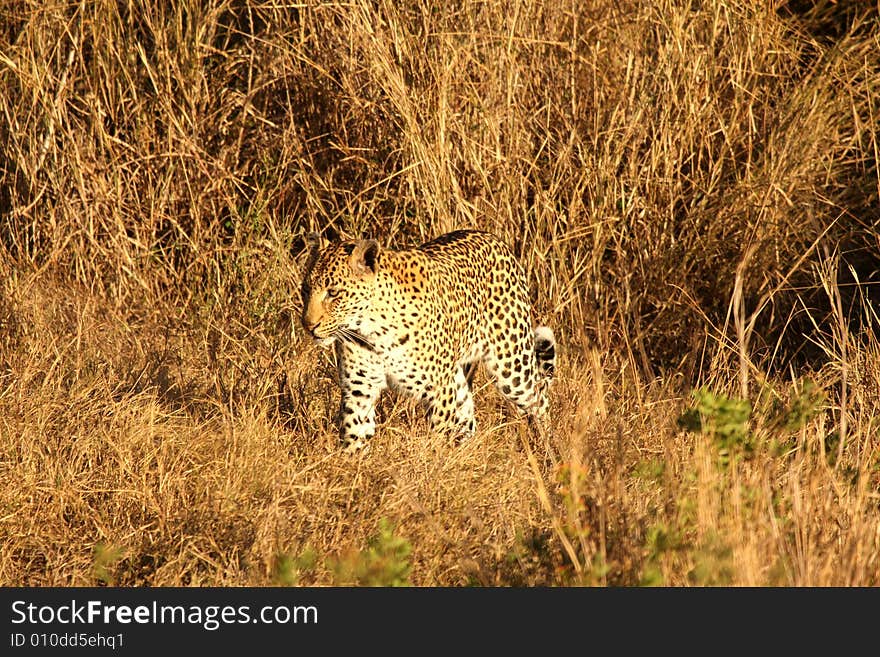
xmin=335 ymin=341 xmax=386 ymax=453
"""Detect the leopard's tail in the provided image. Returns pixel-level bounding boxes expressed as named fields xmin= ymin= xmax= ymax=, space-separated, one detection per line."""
xmin=534 ymin=326 xmax=556 ymax=379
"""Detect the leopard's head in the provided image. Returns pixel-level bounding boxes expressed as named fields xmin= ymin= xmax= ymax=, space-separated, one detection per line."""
xmin=300 ymin=234 xmax=381 ymax=349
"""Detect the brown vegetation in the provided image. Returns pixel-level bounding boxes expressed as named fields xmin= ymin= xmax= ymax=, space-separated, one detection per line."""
xmin=1 ymin=0 xmax=879 ymax=585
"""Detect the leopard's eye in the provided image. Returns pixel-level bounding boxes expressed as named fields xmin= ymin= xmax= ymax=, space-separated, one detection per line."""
xmin=325 ymin=288 xmax=342 ymax=301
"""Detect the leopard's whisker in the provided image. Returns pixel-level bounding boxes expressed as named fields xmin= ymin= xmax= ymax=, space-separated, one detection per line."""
xmin=336 ymin=327 xmax=375 ymax=352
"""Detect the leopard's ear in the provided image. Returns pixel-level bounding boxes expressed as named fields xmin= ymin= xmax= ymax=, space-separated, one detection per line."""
xmin=301 ymin=232 xmax=323 ymax=277
xmin=349 ymin=239 xmax=381 ymax=278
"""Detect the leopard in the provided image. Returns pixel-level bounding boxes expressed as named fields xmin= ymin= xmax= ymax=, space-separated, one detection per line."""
xmin=300 ymin=229 xmax=556 ymax=452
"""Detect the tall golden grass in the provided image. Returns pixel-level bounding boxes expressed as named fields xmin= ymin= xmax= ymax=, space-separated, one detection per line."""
xmin=1 ymin=0 xmax=878 ymax=585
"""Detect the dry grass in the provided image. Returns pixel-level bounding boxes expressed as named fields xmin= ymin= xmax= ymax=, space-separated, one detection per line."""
xmin=1 ymin=0 xmax=879 ymax=586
